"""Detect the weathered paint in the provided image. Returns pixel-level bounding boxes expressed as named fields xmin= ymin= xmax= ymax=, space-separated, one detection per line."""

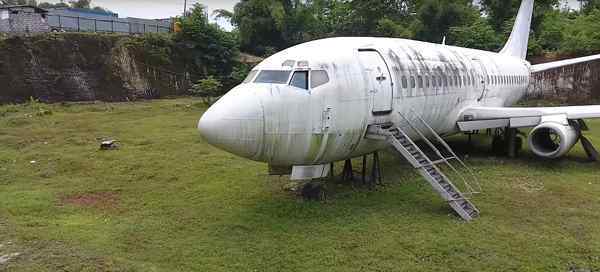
xmin=198 ymin=36 xmax=531 ymax=166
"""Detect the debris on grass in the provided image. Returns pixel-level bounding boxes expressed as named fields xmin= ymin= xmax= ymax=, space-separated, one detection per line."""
xmin=100 ymin=140 xmax=119 ymax=150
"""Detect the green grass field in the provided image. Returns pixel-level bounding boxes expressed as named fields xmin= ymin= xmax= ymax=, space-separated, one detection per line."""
xmin=1 ymin=98 xmax=600 ymax=271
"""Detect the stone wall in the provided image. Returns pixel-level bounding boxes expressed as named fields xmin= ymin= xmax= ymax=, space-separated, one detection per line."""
xmin=527 ymin=59 xmax=600 ymax=104
xmin=0 ymin=33 xmax=192 ymax=103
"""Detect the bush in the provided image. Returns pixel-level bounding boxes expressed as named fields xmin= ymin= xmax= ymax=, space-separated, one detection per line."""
xmin=190 ymin=76 xmax=223 ymax=105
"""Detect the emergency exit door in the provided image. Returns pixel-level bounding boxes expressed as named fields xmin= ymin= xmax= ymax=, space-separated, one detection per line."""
xmin=358 ymin=49 xmax=393 ymax=114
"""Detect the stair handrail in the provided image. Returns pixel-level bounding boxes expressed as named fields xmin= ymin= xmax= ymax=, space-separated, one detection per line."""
xmin=398 ymin=110 xmax=482 ymax=195
xmin=407 ymin=109 xmax=483 ymax=193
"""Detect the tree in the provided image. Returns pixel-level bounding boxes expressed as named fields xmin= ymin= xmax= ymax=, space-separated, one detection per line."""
xmin=480 ymin=0 xmax=559 ymax=34
xmin=69 ymin=0 xmax=90 ymax=9
xmin=190 ymin=76 xmax=223 ymax=105
xmin=347 ymin=0 xmax=416 ymax=36
xmin=213 ymin=9 xmax=233 ymax=20
xmin=176 ymin=3 xmax=239 ymax=77
xmin=413 ymin=0 xmax=478 ymax=43
xmin=560 ymin=8 xmax=600 ymax=55
xmin=38 ymin=2 xmax=69 ymax=8
xmin=230 ymin=0 xmax=290 ymax=56
xmin=449 ymin=17 xmax=501 ymax=51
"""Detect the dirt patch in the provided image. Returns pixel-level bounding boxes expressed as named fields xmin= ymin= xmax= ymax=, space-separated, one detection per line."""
xmin=60 ymin=191 xmax=120 ymax=210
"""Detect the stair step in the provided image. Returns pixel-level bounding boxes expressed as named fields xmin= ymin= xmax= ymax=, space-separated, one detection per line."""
xmin=469 ymin=210 xmax=479 ymax=218
xmin=383 ymin=124 xmax=479 ymax=221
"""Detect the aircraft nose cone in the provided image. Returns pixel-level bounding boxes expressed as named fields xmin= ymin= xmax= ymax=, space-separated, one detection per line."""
xmin=198 ymin=89 xmax=264 ymax=160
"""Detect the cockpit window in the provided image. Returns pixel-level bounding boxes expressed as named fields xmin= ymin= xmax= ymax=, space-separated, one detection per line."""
xmin=254 ymin=70 xmax=291 ymax=84
xmin=311 ymin=70 xmax=330 ymax=89
xmin=290 ymin=71 xmax=308 ymax=90
xmin=243 ymin=70 xmax=258 ymax=83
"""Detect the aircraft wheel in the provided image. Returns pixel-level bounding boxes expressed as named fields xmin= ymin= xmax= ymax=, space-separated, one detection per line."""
xmin=515 ymin=136 xmax=523 ymax=156
xmin=301 ymin=182 xmax=327 ymax=201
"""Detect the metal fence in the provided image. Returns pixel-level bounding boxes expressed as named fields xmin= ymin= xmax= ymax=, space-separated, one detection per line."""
xmin=47 ymin=14 xmax=172 ymax=34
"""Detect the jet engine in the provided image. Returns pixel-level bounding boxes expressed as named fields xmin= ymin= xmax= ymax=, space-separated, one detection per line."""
xmin=528 ymin=122 xmax=579 ymax=159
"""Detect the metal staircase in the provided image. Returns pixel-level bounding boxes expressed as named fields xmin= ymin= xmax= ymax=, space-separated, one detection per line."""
xmin=368 ymin=112 xmax=481 ymax=221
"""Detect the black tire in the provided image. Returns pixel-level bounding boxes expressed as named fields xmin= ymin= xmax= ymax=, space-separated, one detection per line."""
xmin=515 ymin=136 xmax=523 ymax=156
xmin=301 ymin=183 xmax=326 ymax=201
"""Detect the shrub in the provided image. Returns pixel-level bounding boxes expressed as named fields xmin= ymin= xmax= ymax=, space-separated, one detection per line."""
xmin=190 ymin=76 xmax=223 ymax=105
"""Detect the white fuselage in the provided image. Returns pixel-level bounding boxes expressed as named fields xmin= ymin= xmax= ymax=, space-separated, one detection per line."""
xmin=198 ymin=37 xmax=531 ymax=166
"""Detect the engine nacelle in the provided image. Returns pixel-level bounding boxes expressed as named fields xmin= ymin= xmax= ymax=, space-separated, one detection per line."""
xmin=528 ymin=122 xmax=579 ymax=159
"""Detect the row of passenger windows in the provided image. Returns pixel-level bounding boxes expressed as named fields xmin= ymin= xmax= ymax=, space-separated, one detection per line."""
xmin=243 ymin=70 xmax=330 ymax=90
xmin=399 ymin=73 xmax=528 ymax=89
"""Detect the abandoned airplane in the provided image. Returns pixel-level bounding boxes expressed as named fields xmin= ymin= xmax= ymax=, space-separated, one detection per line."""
xmin=198 ymin=0 xmax=600 ymax=221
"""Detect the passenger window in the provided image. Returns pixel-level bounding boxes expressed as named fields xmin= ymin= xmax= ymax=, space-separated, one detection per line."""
xmin=255 ymin=70 xmax=291 ymax=84
xmin=402 ymin=76 xmax=408 ymax=88
xmin=417 ymin=76 xmax=423 ymax=88
xmin=290 ymin=71 xmax=308 ymax=90
xmin=410 ymin=76 xmax=416 ymax=89
xmin=243 ymin=70 xmax=258 ymax=83
xmin=425 ymin=76 xmax=430 ymax=88
xmin=311 ymin=70 xmax=330 ymax=89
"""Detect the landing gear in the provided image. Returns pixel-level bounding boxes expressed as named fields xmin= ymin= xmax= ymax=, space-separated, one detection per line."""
xmin=333 ymin=152 xmax=383 ymax=188
xmin=341 ymin=159 xmax=354 ymax=182
xmin=370 ymin=152 xmax=383 ymax=187
xmin=299 ymin=153 xmax=384 ymax=200
xmin=301 ymin=182 xmax=326 ymax=201
xmin=491 ymin=127 xmax=523 ymax=157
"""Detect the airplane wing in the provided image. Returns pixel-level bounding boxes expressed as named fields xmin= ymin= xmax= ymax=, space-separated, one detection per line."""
xmin=457 ymin=53 xmax=600 ymax=131
xmin=458 ymin=106 xmax=600 ymax=131
xmin=531 ymin=53 xmax=600 ymax=73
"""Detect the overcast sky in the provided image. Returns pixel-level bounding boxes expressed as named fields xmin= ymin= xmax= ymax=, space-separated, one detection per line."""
xmin=45 ymin=0 xmax=582 ymax=28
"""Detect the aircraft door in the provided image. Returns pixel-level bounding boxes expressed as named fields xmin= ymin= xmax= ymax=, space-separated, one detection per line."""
xmin=358 ymin=49 xmax=393 ymax=114
xmin=472 ymin=58 xmax=488 ymax=102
